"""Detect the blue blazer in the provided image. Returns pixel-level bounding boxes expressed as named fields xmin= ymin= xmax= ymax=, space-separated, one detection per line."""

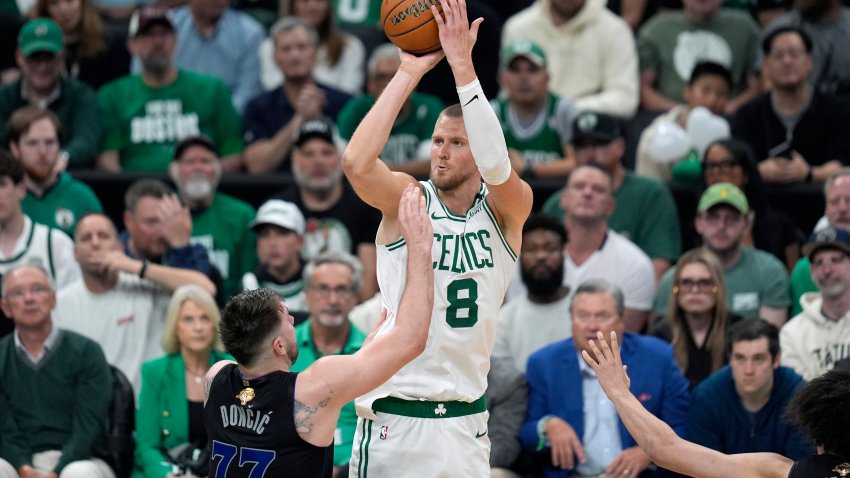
xmin=520 ymin=333 xmax=690 ymax=478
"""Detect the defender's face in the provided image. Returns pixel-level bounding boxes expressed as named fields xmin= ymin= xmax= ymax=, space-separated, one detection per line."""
xmin=430 ymin=115 xmax=477 ymax=192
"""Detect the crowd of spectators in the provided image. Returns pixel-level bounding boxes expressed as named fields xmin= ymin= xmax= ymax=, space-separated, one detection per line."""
xmin=1 ymin=0 xmax=850 ymax=476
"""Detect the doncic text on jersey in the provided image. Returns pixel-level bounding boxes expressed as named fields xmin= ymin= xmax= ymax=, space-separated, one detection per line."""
xmin=220 ymin=404 xmax=272 ymax=435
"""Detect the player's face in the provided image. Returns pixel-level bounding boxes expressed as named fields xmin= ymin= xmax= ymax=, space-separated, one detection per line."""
xmin=764 ymin=33 xmax=812 ymax=90
xmin=501 ymin=57 xmax=548 ymax=106
xmin=175 ymin=299 xmax=216 ymax=354
xmin=124 ymin=196 xmax=169 ymax=260
xmin=130 ymin=25 xmax=176 ymax=75
xmin=810 ymin=249 xmax=850 ymax=299
xmin=430 ymin=115 xmax=477 ymax=192
xmin=703 ymin=144 xmax=746 ymax=189
xmin=0 ymin=266 xmax=56 ymax=329
xmin=256 ymin=224 xmax=303 ymax=271
xmin=675 ymin=262 xmax=717 ymax=315
xmin=305 ymin=262 xmax=357 ymax=328
xmin=292 ymin=138 xmax=342 ymax=194
xmin=11 ymin=118 xmax=60 ymax=183
xmin=173 ymin=145 xmax=221 ymax=201
xmin=560 ymin=166 xmax=614 ymax=222
xmin=74 ymin=214 xmax=121 ymax=273
xmin=695 ymin=205 xmax=749 ymax=255
xmin=730 ymin=337 xmax=778 ymax=398
xmin=0 ymin=176 xmax=25 ymax=225
xmin=825 ymin=176 xmax=850 ymax=229
xmin=571 ymin=291 xmax=624 ymax=355
xmin=683 ymin=74 xmax=729 ymax=116
xmin=273 ymin=26 xmax=317 ymax=81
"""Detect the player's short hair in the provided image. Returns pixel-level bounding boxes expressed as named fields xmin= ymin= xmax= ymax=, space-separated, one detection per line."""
xmin=6 ymin=106 xmax=61 ymax=147
xmin=725 ymin=319 xmax=780 ymax=360
xmin=124 ymin=178 xmax=173 ymax=212
xmin=522 ymin=213 xmax=567 ymax=246
xmin=786 ymin=368 xmax=850 ymax=457
xmin=688 ymin=61 xmax=732 ymax=90
xmin=162 ymin=284 xmax=224 ymax=354
xmin=270 ymin=16 xmax=318 ymax=49
xmin=570 ymin=278 xmax=625 ymax=318
xmin=220 ymin=288 xmax=287 ymax=367
xmin=440 ymin=104 xmax=463 ymax=119
xmin=0 ymin=149 xmax=24 ymax=184
xmin=303 ymin=250 xmax=364 ymax=293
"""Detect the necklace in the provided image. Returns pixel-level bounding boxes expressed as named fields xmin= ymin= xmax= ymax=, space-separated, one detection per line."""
xmin=185 ymin=367 xmax=207 ymax=384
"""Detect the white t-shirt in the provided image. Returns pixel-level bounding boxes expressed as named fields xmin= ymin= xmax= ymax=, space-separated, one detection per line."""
xmin=507 ymin=230 xmax=655 ymax=311
xmin=53 ymin=272 xmax=171 ymax=395
xmin=493 ymin=293 xmax=572 ymax=373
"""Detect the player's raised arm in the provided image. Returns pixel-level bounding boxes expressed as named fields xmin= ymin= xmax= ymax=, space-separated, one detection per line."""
xmin=295 ymin=184 xmax=434 ymax=417
xmin=342 ymin=46 xmax=444 ymax=216
xmin=582 ymin=332 xmax=794 ymax=478
xmin=435 ymin=0 xmax=533 ymax=238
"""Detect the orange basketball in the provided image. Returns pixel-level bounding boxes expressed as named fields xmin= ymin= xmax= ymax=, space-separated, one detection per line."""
xmin=381 ymin=0 xmax=443 ymax=55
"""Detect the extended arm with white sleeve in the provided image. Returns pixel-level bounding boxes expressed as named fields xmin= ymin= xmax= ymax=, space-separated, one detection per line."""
xmin=456 ymin=79 xmax=511 ymax=185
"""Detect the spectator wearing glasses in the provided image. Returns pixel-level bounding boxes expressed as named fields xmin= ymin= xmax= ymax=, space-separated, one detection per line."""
xmin=653 ymin=183 xmax=790 ymax=327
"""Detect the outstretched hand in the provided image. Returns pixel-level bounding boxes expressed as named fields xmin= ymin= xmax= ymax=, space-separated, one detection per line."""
xmin=432 ymin=0 xmax=483 ymax=68
xmin=397 ymin=183 xmax=433 ymax=254
xmin=581 ymin=331 xmax=631 ymax=400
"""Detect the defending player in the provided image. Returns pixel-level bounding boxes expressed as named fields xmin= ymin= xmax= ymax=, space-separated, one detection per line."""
xmin=342 ymin=0 xmax=533 ymax=475
xmin=583 ymin=331 xmax=850 ymax=478
xmin=203 ymin=184 xmax=434 ymax=477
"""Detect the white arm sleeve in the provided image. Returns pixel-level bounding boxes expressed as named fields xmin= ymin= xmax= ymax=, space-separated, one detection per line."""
xmin=456 ymin=79 xmax=511 ymax=185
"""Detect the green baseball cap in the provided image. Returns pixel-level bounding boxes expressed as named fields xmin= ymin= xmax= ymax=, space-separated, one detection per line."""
xmin=18 ymin=18 xmax=63 ymax=57
xmin=500 ymin=39 xmax=547 ymax=69
xmin=697 ymin=182 xmax=749 ymax=214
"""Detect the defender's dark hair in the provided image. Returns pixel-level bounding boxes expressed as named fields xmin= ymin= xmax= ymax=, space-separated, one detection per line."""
xmin=786 ymin=369 xmax=850 ymax=457
xmin=220 ymin=288 xmax=287 ymax=367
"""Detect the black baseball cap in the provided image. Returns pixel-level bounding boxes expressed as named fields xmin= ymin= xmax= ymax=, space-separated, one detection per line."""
xmin=294 ymin=118 xmax=335 ymax=148
xmin=174 ymin=135 xmax=217 ymax=159
xmin=571 ymin=111 xmax=623 ymax=144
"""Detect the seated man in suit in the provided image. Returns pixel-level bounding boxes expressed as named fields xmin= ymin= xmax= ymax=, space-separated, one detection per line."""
xmin=521 ymin=278 xmax=690 ymax=478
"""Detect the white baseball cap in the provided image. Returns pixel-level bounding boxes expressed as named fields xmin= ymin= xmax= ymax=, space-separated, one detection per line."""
xmin=250 ymin=200 xmax=305 ymax=235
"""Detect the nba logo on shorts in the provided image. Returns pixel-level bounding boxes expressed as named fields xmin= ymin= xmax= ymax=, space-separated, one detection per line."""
xmin=379 ymin=426 xmax=389 ymax=440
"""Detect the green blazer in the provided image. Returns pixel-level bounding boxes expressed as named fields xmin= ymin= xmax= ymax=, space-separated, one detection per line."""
xmin=132 ymin=350 xmax=231 ymax=478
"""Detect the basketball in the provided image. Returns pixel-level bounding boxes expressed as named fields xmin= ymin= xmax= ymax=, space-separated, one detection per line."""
xmin=381 ymin=0 xmax=443 ymax=55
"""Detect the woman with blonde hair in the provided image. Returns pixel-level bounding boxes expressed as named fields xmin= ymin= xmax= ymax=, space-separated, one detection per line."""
xmin=36 ymin=0 xmax=129 ymax=88
xmin=650 ymin=248 xmax=740 ymax=389
xmin=134 ymin=285 xmax=231 ymax=478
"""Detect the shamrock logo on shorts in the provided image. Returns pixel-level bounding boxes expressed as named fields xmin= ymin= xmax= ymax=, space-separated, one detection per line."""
xmin=434 ymin=404 xmax=446 ymax=416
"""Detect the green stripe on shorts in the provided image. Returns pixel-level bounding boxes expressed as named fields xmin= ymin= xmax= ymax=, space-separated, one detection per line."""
xmin=371 ymin=395 xmax=487 ymax=418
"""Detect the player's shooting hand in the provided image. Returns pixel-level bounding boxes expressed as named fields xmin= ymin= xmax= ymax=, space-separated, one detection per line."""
xmin=397 ymin=183 xmax=432 ymax=254
xmin=582 ymin=331 xmax=631 ymax=401
xmin=398 ymin=48 xmax=445 ymax=78
xmin=545 ymin=417 xmax=586 ymax=470
xmin=606 ymin=446 xmax=651 ymax=478
xmin=432 ymin=0 xmax=483 ymax=67
xmin=158 ymin=193 xmax=192 ymax=248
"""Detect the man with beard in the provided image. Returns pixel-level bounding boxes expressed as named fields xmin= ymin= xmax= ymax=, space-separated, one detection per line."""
xmin=781 ymin=226 xmax=850 ymax=380
xmin=170 ymin=135 xmax=256 ymax=300
xmin=53 ymin=212 xmax=216 ymax=393
xmin=541 ymin=111 xmax=681 ymax=282
xmin=291 ymin=251 xmax=367 ymax=476
xmin=495 ymin=213 xmax=572 ymax=373
xmin=343 ymin=1 xmax=533 ymax=473
xmin=731 ymin=27 xmax=850 ymax=185
xmin=121 ymin=178 xmax=213 ymax=285
xmin=96 ymin=5 xmax=243 ymax=173
xmin=273 ymin=118 xmax=379 ymax=302
xmin=761 ymin=0 xmax=850 ymax=99
xmin=7 ymin=106 xmax=102 ymax=237
xmin=0 ymin=18 xmax=99 ymax=168
xmin=653 ymin=183 xmax=790 ymax=326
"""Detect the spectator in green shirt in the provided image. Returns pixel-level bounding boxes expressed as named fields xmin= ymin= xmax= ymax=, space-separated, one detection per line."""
xmin=291 ymin=250 xmax=368 ymax=474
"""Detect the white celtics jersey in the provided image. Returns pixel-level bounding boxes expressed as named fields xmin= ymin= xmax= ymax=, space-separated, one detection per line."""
xmin=355 ymin=180 xmax=517 ymax=418
xmin=0 ymin=219 xmax=56 ymax=279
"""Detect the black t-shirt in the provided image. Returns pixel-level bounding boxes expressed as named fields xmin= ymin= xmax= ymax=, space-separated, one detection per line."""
xmin=275 ymin=183 xmax=381 ymax=260
xmin=788 ymin=454 xmax=849 ymax=478
xmin=204 ymin=364 xmax=332 ymax=477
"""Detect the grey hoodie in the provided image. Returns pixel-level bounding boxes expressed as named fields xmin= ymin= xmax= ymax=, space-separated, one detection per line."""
xmin=780 ymin=292 xmax=850 ymax=380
